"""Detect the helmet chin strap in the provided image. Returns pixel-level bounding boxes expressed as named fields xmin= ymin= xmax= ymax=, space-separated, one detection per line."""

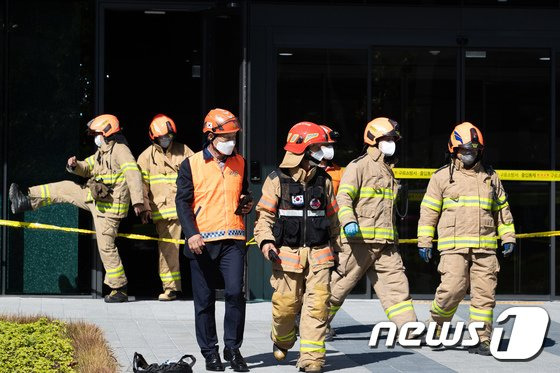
xmin=303 ymin=152 xmax=320 ymax=168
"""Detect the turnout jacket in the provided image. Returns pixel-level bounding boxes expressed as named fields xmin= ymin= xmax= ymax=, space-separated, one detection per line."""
xmin=70 ymin=140 xmax=144 ymax=218
xmin=417 ymin=159 xmax=516 ymax=254
xmin=254 ymin=166 xmax=340 ymax=273
xmin=336 ymin=146 xmax=400 ymax=244
xmin=137 ymin=142 xmax=194 ymax=221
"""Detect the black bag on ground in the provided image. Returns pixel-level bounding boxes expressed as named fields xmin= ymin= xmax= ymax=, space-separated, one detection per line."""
xmin=133 ymin=352 xmax=196 ymax=373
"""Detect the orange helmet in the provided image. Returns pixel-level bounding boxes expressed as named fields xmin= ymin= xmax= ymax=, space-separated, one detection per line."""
xmin=363 ymin=117 xmax=401 ymax=146
xmin=149 ymin=114 xmax=177 ymax=140
xmin=448 ymin=122 xmax=484 ymax=153
xmin=87 ymin=114 xmax=120 ymax=137
xmin=284 ymin=121 xmax=329 ymax=154
xmin=203 ymin=108 xmax=241 ymax=134
xmin=320 ymin=125 xmax=340 ymax=143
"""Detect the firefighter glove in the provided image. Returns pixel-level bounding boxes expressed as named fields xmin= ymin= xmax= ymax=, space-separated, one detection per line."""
xmin=502 ymin=243 xmax=515 ymax=257
xmin=419 ymin=247 xmax=432 ymax=263
xmin=344 ymin=222 xmax=359 ymax=237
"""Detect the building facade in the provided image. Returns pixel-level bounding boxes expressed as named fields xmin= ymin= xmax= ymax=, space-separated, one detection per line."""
xmin=1 ymin=0 xmax=559 ymax=299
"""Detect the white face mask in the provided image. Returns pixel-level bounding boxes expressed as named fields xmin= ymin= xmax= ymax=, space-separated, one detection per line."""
xmin=94 ymin=134 xmax=104 ymax=148
xmin=309 ymin=148 xmax=324 ymax=163
xmin=321 ymin=145 xmax=334 ymax=160
xmin=378 ymin=140 xmax=396 ymax=157
xmin=215 ymin=140 xmax=236 ymax=156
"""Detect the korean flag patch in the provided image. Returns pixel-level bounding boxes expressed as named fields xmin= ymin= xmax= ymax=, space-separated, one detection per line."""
xmin=291 ymin=195 xmax=304 ymax=206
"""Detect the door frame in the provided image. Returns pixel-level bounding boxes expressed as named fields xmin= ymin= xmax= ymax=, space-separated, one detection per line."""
xmin=94 ymin=0 xmax=249 ymax=298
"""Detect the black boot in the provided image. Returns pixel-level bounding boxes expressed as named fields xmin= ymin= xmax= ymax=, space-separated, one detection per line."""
xmin=9 ymin=183 xmax=32 ymax=214
xmin=468 ymin=340 xmax=491 ymax=356
xmin=205 ymin=351 xmax=225 ymax=372
xmin=104 ymin=285 xmax=128 ymax=303
xmin=224 ymin=348 xmax=249 ymax=372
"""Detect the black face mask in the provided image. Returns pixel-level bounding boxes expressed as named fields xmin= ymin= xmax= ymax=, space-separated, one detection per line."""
xmin=157 ymin=135 xmax=173 ymax=149
xmin=459 ymin=150 xmax=479 ymax=168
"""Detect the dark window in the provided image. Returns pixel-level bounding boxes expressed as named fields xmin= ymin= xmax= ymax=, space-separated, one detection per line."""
xmin=5 ymin=0 xmax=94 ymax=295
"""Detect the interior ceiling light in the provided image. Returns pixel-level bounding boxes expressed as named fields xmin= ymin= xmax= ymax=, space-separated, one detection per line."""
xmin=465 ymin=51 xmax=487 ymax=59
xmin=539 ymin=57 xmax=551 ymax=61
xmin=429 ymin=50 xmax=441 ymax=56
xmin=279 ymin=52 xmax=293 ymax=56
xmin=144 ymin=10 xmax=166 ymax=15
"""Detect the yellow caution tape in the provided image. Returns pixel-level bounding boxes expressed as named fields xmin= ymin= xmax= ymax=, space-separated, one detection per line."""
xmin=398 ymin=231 xmax=560 ymax=245
xmin=1 ymin=219 xmax=558 ymax=247
xmin=393 ymin=168 xmax=560 ymax=181
xmin=0 ymin=219 xmax=187 ymax=245
xmin=0 ymin=219 xmax=256 ymax=246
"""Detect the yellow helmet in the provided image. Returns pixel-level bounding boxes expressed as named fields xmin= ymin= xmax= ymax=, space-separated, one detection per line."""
xmin=363 ymin=117 xmax=401 ymax=146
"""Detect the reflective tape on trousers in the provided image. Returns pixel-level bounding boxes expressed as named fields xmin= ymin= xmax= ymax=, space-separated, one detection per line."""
xmin=1 ymin=219 xmax=559 ymax=246
xmin=393 ymin=168 xmax=560 ymax=181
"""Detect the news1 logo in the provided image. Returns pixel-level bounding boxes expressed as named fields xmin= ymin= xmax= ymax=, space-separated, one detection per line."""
xmin=368 ymin=307 xmax=550 ymax=360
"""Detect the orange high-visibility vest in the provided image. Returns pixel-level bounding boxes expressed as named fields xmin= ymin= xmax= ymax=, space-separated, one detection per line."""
xmin=326 ymin=164 xmax=344 ymax=196
xmin=190 ymin=151 xmax=246 ymax=242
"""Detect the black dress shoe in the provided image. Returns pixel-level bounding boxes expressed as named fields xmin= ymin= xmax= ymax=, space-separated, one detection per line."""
xmin=205 ymin=352 xmax=225 ymax=372
xmin=223 ymin=348 xmax=249 ymax=372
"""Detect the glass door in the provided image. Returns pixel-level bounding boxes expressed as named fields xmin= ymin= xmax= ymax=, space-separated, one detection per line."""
xmin=464 ymin=48 xmax=551 ymax=295
xmin=275 ymin=45 xmax=553 ymax=298
xmin=370 ymin=47 xmax=458 ymax=295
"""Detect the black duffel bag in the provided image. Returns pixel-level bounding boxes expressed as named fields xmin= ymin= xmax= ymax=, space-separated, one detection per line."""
xmin=133 ymin=352 xmax=196 ymax=373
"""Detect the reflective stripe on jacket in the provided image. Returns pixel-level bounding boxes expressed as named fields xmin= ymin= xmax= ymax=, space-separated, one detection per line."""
xmin=137 ymin=142 xmax=194 ymax=221
xmin=417 ymin=159 xmax=516 ymax=252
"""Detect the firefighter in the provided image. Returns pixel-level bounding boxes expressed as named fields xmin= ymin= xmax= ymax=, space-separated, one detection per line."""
xmin=418 ymin=122 xmax=516 ymax=356
xmin=137 ymin=114 xmax=194 ymax=301
xmin=254 ymin=121 xmax=340 ymax=373
xmin=319 ymin=125 xmax=343 ymax=195
xmin=176 ymin=108 xmax=251 ymax=372
xmin=328 ymin=117 xmax=417 ymax=339
xmin=8 ymin=114 xmax=145 ymax=303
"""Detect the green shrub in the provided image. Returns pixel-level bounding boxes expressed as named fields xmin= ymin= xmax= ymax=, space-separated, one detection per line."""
xmin=0 ymin=317 xmax=75 ymax=372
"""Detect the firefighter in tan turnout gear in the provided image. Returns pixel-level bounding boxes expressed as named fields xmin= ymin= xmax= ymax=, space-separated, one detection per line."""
xmin=9 ymin=114 xmax=145 ymax=303
xmin=254 ymin=121 xmax=339 ymax=373
xmin=328 ymin=117 xmax=417 ymax=339
xmin=137 ymin=114 xmax=194 ymax=301
xmin=418 ymin=122 xmax=516 ymax=356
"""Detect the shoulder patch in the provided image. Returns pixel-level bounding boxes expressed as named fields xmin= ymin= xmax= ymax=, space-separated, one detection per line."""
xmin=268 ymin=170 xmax=278 ymax=180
